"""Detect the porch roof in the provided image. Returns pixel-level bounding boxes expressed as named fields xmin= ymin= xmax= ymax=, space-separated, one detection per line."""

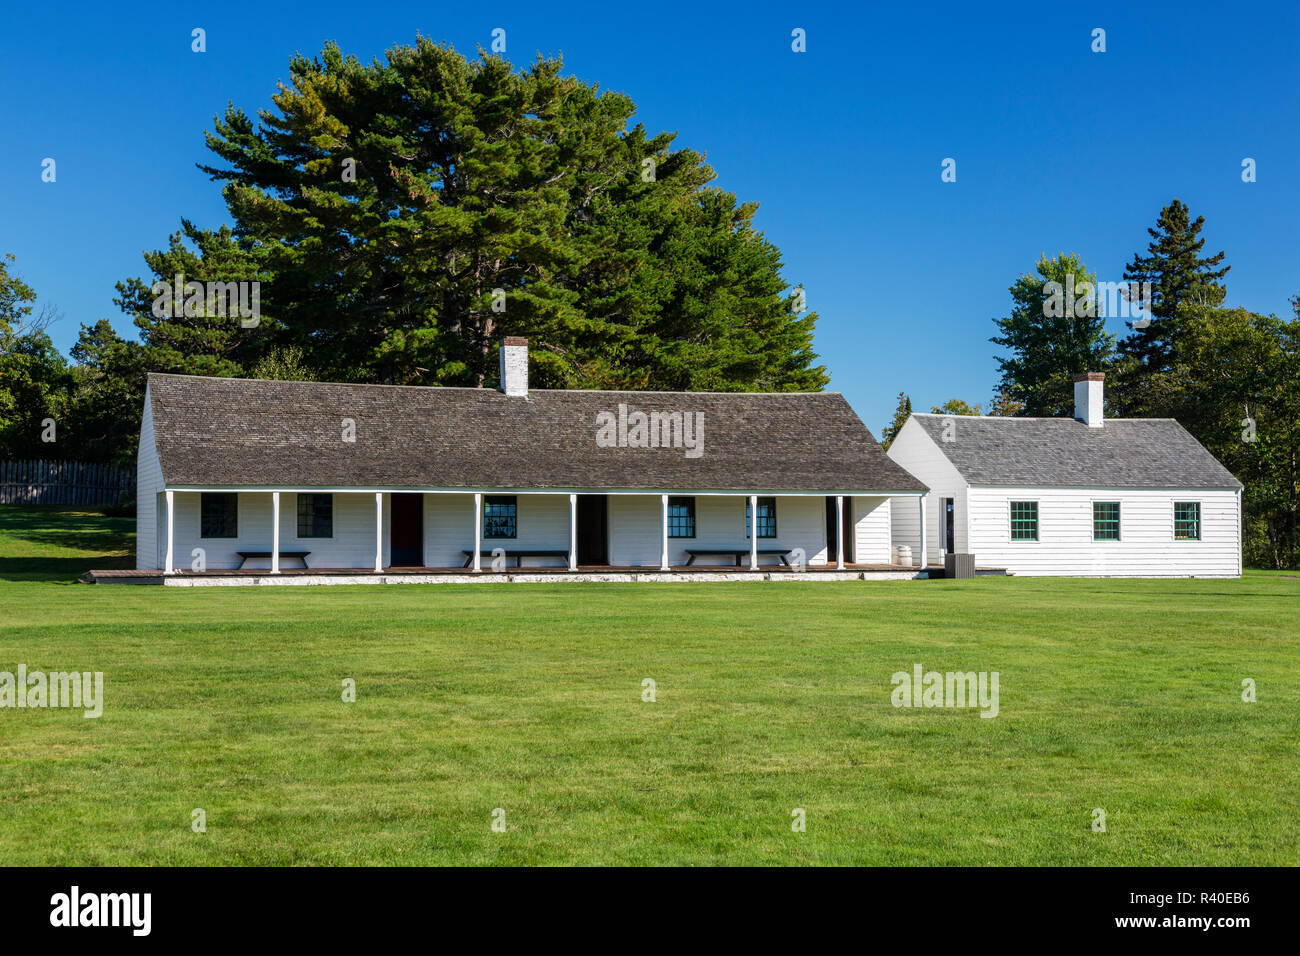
xmin=146 ymin=373 xmax=926 ymax=494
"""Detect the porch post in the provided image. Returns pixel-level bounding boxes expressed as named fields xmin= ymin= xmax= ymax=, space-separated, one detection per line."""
xmin=749 ymin=495 xmax=758 ymax=570
xmin=660 ymin=494 xmax=669 ymax=571
xmin=373 ymin=492 xmax=383 ymax=572
xmin=164 ymin=489 xmax=174 ymax=574
xmin=918 ymin=495 xmax=928 ymax=570
xmin=473 ymin=493 xmax=482 ymax=572
xmin=569 ymin=493 xmax=578 ymax=571
xmin=271 ymin=492 xmax=281 ymax=574
xmin=836 ymin=495 xmax=845 ymax=569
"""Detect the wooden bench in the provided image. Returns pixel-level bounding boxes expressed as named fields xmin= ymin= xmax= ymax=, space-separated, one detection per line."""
xmin=462 ymin=549 xmax=570 ymax=568
xmin=684 ymin=548 xmax=792 ymax=567
xmin=236 ymin=551 xmax=310 ymax=569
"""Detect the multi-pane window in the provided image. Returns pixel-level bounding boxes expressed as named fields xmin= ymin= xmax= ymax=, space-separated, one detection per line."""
xmin=745 ymin=497 xmax=777 ymax=538
xmin=200 ymin=493 xmax=238 ymax=538
xmin=667 ymin=497 xmax=696 ymax=538
xmin=297 ymin=494 xmax=333 ymax=538
xmin=1174 ymin=501 xmax=1201 ymax=540
xmin=1093 ymin=501 xmax=1120 ymax=541
xmin=483 ymin=495 xmax=517 ymax=538
xmin=1009 ymin=501 xmax=1038 ymax=541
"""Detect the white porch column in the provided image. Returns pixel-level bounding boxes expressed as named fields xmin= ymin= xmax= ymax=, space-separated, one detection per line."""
xmin=569 ymin=494 xmax=578 ymax=571
xmin=164 ymin=489 xmax=174 ymax=574
xmin=918 ymin=495 xmax=928 ymax=570
xmin=836 ymin=495 xmax=845 ymax=569
xmin=660 ymin=494 xmax=669 ymax=571
xmin=373 ymin=492 xmax=383 ymax=572
xmin=473 ymin=493 xmax=483 ymax=572
xmin=749 ymin=495 xmax=758 ymax=570
xmin=271 ymin=492 xmax=281 ymax=574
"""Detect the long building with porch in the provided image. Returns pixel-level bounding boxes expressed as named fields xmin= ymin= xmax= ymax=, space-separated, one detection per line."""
xmin=125 ymin=338 xmax=931 ymax=584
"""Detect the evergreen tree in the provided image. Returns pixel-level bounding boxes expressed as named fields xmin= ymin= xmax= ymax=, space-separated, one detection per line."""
xmin=880 ymin=392 xmax=911 ymax=448
xmin=190 ymin=38 xmax=825 ymax=391
xmin=989 ymin=253 xmax=1115 ymax=417
xmin=1119 ymin=199 xmax=1230 ymax=373
xmin=113 ymin=221 xmax=270 ymax=379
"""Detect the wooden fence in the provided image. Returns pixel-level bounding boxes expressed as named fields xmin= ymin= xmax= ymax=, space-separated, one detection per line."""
xmin=0 ymin=460 xmax=135 ymax=506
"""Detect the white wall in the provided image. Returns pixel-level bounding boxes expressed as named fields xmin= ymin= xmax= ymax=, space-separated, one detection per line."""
xmin=853 ymin=496 xmax=892 ymax=564
xmin=135 ymin=386 xmax=163 ymax=569
xmin=425 ymin=493 xmax=570 ymax=567
xmin=156 ymin=491 xmax=901 ymax=571
xmin=886 ymin=417 xmax=963 ymax=564
xmin=166 ymin=492 xmax=388 ymax=570
xmin=609 ymin=494 xmax=834 ymax=567
xmin=966 ymin=486 xmax=1241 ymax=577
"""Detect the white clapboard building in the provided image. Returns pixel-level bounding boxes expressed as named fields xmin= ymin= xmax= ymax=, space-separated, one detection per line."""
xmin=124 ymin=338 xmax=928 ymax=584
xmin=886 ymin=373 xmax=1243 ymax=577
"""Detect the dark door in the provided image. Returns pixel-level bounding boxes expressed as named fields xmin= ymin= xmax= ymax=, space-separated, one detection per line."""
xmin=943 ymin=498 xmax=955 ymax=553
xmin=825 ymin=497 xmax=854 ymax=564
xmin=576 ymin=495 xmax=608 ymax=566
xmin=390 ymin=493 xmax=423 ymax=566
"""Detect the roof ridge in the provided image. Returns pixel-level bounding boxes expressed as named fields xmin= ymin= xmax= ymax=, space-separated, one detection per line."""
xmin=148 ymin=372 xmax=839 ymax=399
xmin=912 ymin=412 xmax=1183 ymax=423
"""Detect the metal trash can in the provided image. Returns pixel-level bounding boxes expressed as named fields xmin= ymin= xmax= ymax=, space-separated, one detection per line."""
xmin=892 ymin=544 xmax=913 ymax=567
xmin=944 ymin=553 xmax=975 ymax=579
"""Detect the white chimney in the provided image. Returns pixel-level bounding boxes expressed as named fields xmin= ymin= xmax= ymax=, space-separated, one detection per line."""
xmin=1073 ymin=372 xmax=1104 ymax=427
xmin=499 ymin=337 xmax=529 ymax=397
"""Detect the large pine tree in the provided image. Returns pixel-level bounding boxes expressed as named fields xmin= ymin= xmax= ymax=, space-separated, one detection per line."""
xmin=180 ymin=38 xmax=824 ymax=391
xmin=1119 ymin=198 xmax=1230 ymax=372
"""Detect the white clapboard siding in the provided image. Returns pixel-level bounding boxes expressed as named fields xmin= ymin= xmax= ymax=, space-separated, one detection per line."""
xmin=608 ymin=494 xmax=830 ymax=567
xmin=425 ymin=493 xmax=571 ymax=567
xmin=886 ymin=417 xmax=966 ymax=563
xmin=425 ymin=493 xmax=474 ymax=567
xmin=156 ymin=491 xmax=905 ymax=571
xmin=966 ymin=486 xmax=1240 ymax=577
xmin=167 ymin=491 xmax=389 ymax=570
xmin=607 ymin=494 xmax=660 ymax=566
xmin=136 ymin=386 xmax=164 ymax=569
xmin=853 ymin=496 xmax=892 ymax=564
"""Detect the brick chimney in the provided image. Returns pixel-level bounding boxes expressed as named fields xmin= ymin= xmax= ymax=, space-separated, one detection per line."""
xmin=1073 ymin=372 xmax=1104 ymax=427
xmin=499 ymin=337 xmax=529 ymax=397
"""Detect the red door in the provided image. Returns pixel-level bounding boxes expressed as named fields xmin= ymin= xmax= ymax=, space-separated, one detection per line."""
xmin=390 ymin=494 xmax=423 ymax=566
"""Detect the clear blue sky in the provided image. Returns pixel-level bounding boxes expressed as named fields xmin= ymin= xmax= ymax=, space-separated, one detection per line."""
xmin=2 ymin=0 xmax=1296 ymax=433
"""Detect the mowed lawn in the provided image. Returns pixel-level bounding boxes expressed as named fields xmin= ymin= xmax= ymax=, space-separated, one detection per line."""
xmin=0 ymin=507 xmax=1296 ymax=865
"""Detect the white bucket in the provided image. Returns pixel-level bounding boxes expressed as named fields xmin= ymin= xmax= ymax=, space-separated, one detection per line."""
xmin=892 ymin=544 xmax=913 ymax=567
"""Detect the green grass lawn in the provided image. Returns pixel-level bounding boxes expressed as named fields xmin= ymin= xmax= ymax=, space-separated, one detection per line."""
xmin=0 ymin=505 xmax=1296 ymax=865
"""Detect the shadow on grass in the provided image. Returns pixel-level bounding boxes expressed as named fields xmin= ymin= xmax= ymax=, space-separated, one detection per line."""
xmin=0 ymin=556 xmax=133 ymax=583
xmin=0 ymin=506 xmax=134 ymax=581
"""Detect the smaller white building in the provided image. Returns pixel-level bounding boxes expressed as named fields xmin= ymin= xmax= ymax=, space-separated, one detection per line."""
xmin=886 ymin=373 xmax=1243 ymax=577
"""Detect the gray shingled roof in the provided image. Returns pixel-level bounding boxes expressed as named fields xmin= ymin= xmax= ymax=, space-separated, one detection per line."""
xmin=908 ymin=414 xmax=1242 ymax=488
xmin=146 ymin=373 xmax=926 ymax=493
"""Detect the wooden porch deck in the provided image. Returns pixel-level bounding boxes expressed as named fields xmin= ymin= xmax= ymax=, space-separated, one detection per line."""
xmin=81 ymin=563 xmax=1011 ymax=586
